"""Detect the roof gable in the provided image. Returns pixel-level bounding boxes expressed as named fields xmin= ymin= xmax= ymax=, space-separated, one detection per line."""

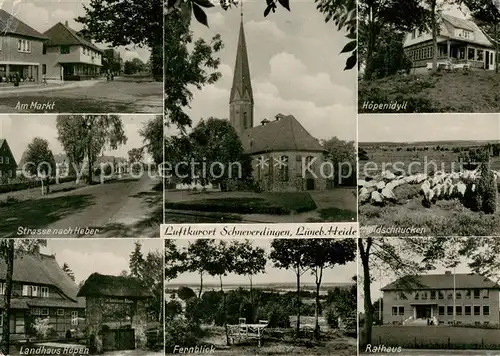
xmin=382 ymin=273 xmax=500 ymax=291
xmin=0 ymin=138 xmax=18 ymax=166
xmin=0 ymin=9 xmax=47 ymax=40
xmin=43 ymin=22 xmax=103 ymax=53
xmin=241 ymin=114 xmax=325 ymax=154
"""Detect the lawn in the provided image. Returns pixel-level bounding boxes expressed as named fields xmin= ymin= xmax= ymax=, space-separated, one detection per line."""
xmin=358 ymin=71 xmax=500 ymax=113
xmin=371 ymin=326 xmax=500 ymax=349
xmin=165 ymin=192 xmax=317 ymax=215
xmin=190 ymin=326 xmax=356 ymax=356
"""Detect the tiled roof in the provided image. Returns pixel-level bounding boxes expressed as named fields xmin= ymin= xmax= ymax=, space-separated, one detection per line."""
xmin=382 ymin=273 xmax=500 ymax=291
xmin=0 ymin=252 xmax=81 ymax=304
xmin=43 ymin=22 xmax=103 ymax=53
xmin=0 ymin=9 xmax=47 ymax=40
xmin=240 ymin=114 xmax=325 ymax=155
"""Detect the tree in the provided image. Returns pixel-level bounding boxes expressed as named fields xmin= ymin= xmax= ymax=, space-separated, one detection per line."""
xmin=129 ymin=242 xmax=145 ymax=278
xmin=303 ymin=239 xmax=356 ymax=338
xmin=165 ymin=240 xmax=188 ymax=282
xmin=0 ymin=239 xmax=46 ymax=354
xmin=322 ymin=137 xmax=356 ymax=186
xmin=177 ymin=286 xmax=197 ymax=301
xmin=139 ymin=115 xmax=163 ymax=165
xmin=358 ymin=0 xmax=428 ymax=79
xmin=76 ymin=0 xmax=162 ymax=80
xmin=56 ymin=115 xmax=127 ymax=184
xmin=188 ymin=118 xmax=253 ymax=189
xmin=62 ymin=262 xmax=76 ymax=281
xmin=186 ymin=240 xmax=218 ymax=298
xmin=270 ymin=239 xmax=312 ymax=335
xmin=231 ymin=240 xmax=266 ymax=322
xmin=128 ymin=148 xmax=144 ymax=164
xmin=22 ymin=137 xmax=56 ymax=193
xmin=165 ymin=10 xmax=223 ymax=130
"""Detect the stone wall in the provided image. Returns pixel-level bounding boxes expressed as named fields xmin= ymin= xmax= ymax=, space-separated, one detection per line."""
xmin=131 ymin=300 xmax=148 ymax=349
xmin=86 ymin=298 xmax=103 ymax=354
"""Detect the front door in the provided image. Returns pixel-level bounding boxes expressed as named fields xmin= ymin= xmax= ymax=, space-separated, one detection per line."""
xmin=306 ymin=178 xmax=315 ymax=191
xmin=486 ymin=51 xmax=490 ymax=69
xmin=416 ymin=305 xmax=431 ymax=319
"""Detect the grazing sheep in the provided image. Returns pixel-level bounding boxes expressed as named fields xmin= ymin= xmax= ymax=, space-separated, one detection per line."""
xmin=420 ymin=181 xmax=431 ymax=195
xmin=376 ymin=181 xmax=386 ymax=190
xmin=423 ymin=188 xmax=435 ymax=207
xmin=382 ymin=170 xmax=396 ymax=181
xmin=358 ymin=179 xmax=367 ymax=188
xmin=371 ymin=191 xmax=384 ymax=205
xmin=359 ymin=189 xmax=371 ymax=204
xmin=455 ymin=182 xmax=466 ymax=197
xmin=381 ymin=187 xmax=397 ymax=201
xmin=433 ymin=184 xmax=444 ymax=200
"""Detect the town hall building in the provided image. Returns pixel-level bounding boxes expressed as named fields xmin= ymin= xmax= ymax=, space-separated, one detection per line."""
xmin=229 ymin=13 xmax=327 ymax=192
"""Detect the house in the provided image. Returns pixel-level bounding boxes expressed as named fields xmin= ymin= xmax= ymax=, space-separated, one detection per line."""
xmin=0 ymin=250 xmax=86 ymax=340
xmin=95 ymin=155 xmax=129 ymax=174
xmin=78 ymin=273 xmax=152 ymax=352
xmin=381 ymin=271 xmax=500 ymax=326
xmin=42 ymin=21 xmax=103 ymax=81
xmin=0 ymin=9 xmax=47 ymax=82
xmin=229 ymin=17 xmax=327 ymax=192
xmin=404 ymin=14 xmax=496 ymax=72
xmin=0 ymin=139 xmax=17 ymax=180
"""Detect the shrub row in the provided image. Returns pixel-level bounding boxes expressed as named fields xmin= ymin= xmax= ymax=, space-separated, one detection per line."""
xmin=0 ymin=176 xmax=80 ymax=194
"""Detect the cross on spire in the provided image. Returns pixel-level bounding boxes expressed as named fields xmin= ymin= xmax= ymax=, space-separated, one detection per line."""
xmin=240 ymin=0 xmax=243 ymax=18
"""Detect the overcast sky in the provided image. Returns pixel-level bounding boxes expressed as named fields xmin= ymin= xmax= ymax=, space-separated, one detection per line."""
xmin=39 ymin=239 xmax=162 ymax=285
xmin=359 ymin=114 xmax=500 ymax=142
xmin=0 ymin=114 xmax=155 ymax=163
xmin=167 ymin=239 xmax=357 ymax=287
xmin=176 ymin=0 xmax=355 ymax=141
xmin=2 ymin=0 xmax=150 ymax=63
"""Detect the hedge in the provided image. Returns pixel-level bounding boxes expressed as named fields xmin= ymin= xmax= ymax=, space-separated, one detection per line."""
xmin=0 ymin=176 xmax=80 ymax=194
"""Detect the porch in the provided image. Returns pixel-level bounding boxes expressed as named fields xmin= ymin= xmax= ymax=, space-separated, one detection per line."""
xmin=60 ymin=63 xmax=101 ymax=81
xmin=0 ymin=62 xmax=41 ymax=83
xmin=437 ymin=39 xmax=495 ymax=70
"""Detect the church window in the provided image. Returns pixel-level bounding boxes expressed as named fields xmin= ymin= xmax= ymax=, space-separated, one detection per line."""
xmin=279 ymin=156 xmax=289 ymax=182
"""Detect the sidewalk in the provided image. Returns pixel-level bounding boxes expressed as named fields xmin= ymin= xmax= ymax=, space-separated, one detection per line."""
xmin=0 ymin=79 xmax=102 ymax=95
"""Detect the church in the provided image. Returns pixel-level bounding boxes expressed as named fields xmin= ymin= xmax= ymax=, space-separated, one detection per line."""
xmin=229 ymin=13 xmax=327 ymax=192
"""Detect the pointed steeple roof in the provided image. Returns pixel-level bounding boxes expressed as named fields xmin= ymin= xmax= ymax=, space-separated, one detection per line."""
xmin=230 ymin=16 xmax=253 ymax=103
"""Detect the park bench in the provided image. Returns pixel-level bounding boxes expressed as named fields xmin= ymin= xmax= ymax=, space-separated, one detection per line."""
xmin=228 ymin=318 xmax=268 ymax=347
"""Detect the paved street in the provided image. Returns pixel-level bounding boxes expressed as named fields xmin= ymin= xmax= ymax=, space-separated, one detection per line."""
xmin=0 ymin=175 xmax=162 ymax=238
xmin=0 ymin=80 xmax=162 ymax=113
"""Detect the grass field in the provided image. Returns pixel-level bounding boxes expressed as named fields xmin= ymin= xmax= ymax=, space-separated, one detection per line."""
xmin=371 ymin=326 xmax=500 ymax=349
xmin=358 ymin=141 xmax=500 ymax=236
xmin=358 ymin=71 xmax=500 ymax=113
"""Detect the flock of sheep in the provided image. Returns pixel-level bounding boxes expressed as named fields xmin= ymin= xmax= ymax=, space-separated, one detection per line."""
xmin=358 ymin=169 xmax=497 ymax=207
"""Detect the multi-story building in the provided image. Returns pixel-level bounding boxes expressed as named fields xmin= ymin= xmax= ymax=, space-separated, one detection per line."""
xmin=43 ymin=21 xmax=103 ymax=81
xmin=382 ymin=272 xmax=500 ymax=326
xmin=404 ymin=14 xmax=496 ymax=73
xmin=0 ymin=250 xmax=86 ymax=340
xmin=0 ymin=9 xmax=47 ymax=82
xmin=0 ymin=139 xmax=17 ymax=180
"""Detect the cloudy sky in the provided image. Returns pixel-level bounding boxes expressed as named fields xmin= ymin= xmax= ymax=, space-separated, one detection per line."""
xmin=0 ymin=114 xmax=155 ymax=163
xmin=359 ymin=114 xmax=500 ymax=143
xmin=176 ymin=0 xmax=356 ymax=141
xmin=167 ymin=239 xmax=357 ymax=287
xmin=2 ymin=0 xmax=150 ymax=62
xmin=39 ymin=239 xmax=162 ymax=284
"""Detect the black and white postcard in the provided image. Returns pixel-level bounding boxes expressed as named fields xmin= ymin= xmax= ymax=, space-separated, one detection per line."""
xmin=166 ymin=238 xmax=357 ymax=355
xmin=0 ymin=238 xmax=163 ymax=355
xmin=0 ymin=114 xmax=163 ymax=238
xmin=0 ymin=0 xmax=162 ymax=113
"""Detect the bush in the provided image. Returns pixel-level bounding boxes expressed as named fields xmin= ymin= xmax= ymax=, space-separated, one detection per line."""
xmin=325 ymin=305 xmax=339 ymax=328
xmin=178 ymin=286 xmax=196 ymax=301
xmin=165 ymin=319 xmax=202 ymax=353
xmin=185 ymin=297 xmax=203 ymax=324
xmin=477 ymin=163 xmax=497 ymax=214
xmin=265 ymin=303 xmax=290 ymax=328
xmin=165 ymin=300 xmax=183 ymax=320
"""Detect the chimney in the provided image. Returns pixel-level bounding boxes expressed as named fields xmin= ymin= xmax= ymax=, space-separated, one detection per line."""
xmin=260 ymin=118 xmax=270 ymax=126
xmin=445 ymin=271 xmax=452 ymax=275
xmin=64 ymin=21 xmax=68 ymax=27
xmin=275 ymin=113 xmax=285 ymax=121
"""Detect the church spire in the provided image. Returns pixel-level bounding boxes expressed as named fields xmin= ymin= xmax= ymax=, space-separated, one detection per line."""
xmin=229 ymin=3 xmax=254 ymax=134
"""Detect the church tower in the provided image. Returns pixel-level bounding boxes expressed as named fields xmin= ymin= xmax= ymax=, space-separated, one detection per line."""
xmin=229 ymin=8 xmax=254 ymax=136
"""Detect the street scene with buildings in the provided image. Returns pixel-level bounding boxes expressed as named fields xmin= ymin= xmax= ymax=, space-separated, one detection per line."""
xmin=0 ymin=114 xmax=162 ymax=238
xmin=0 ymin=0 xmax=162 ymax=113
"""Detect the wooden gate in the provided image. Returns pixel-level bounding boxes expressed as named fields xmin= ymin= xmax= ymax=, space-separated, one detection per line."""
xmin=102 ymin=328 xmax=135 ymax=351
